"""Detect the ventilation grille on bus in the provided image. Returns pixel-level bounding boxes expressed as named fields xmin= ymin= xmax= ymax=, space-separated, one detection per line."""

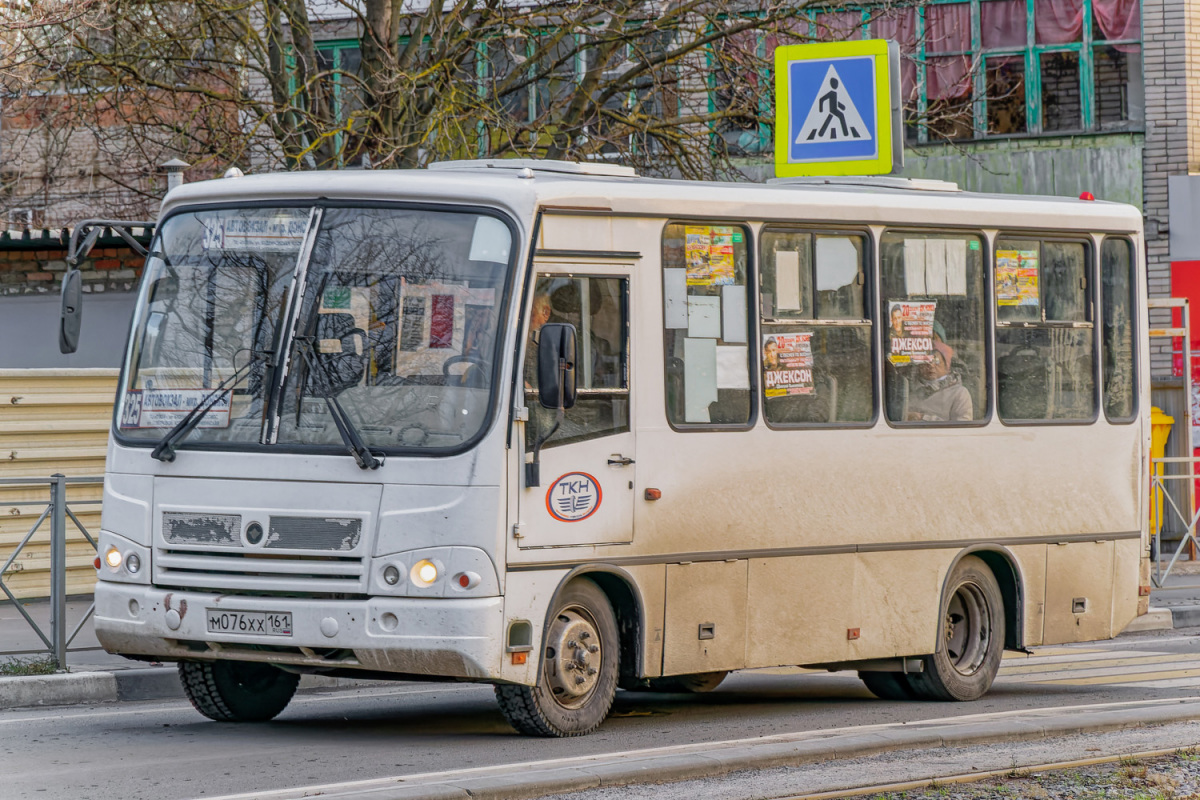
xmin=266 ymin=517 xmax=362 ymax=551
xmin=163 ymin=513 xmax=242 ymax=546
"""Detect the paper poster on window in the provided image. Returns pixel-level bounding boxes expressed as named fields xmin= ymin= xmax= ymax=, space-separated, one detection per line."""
xmin=887 ymin=300 xmax=936 ymax=365
xmin=996 ymin=250 xmax=1040 ymax=307
xmin=685 ymin=226 xmax=713 ymax=285
xmin=685 ymin=226 xmax=736 ymax=286
xmin=708 ymin=226 xmax=736 ymax=286
xmin=762 ymin=332 xmax=814 ymax=397
xmin=204 ymin=210 xmax=309 ymax=253
xmin=396 ymin=280 xmax=469 ymax=373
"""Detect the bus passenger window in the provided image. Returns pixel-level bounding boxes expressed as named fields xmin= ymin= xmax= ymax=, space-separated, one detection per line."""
xmin=1101 ymin=237 xmax=1136 ymax=421
xmin=661 ymin=222 xmax=753 ymax=427
xmin=525 ymin=275 xmax=629 ymax=449
xmin=760 ymin=228 xmax=872 ymax=425
xmin=995 ymin=238 xmax=1095 ymax=422
xmin=881 ymin=231 xmax=987 ymax=424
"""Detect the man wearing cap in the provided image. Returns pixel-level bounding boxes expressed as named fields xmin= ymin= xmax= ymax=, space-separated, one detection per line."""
xmin=906 ymin=337 xmax=973 ymax=422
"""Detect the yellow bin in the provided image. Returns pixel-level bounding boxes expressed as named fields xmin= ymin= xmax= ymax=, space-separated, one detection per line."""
xmin=1151 ymin=406 xmax=1175 ymax=537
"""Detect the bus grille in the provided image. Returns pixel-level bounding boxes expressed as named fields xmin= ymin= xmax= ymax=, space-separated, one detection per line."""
xmin=267 ymin=517 xmax=361 ymax=551
xmin=154 ymin=513 xmax=366 ymax=595
xmin=163 ymin=513 xmax=241 ymax=546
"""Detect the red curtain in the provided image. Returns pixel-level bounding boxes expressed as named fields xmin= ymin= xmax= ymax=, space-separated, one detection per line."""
xmin=926 ymin=3 xmax=971 ymax=101
xmin=1034 ymin=0 xmax=1140 ymax=47
xmin=873 ymin=7 xmax=918 ymax=103
xmin=981 ymin=0 xmax=1026 ymax=48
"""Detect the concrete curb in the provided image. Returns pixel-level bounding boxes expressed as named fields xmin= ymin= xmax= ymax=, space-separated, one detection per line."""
xmin=0 ymin=667 xmax=395 ymax=710
xmin=194 ymin=698 xmax=1200 ymax=800
xmin=1123 ymin=606 xmax=1175 ymax=632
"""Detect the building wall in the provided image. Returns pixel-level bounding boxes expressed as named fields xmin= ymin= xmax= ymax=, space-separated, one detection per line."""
xmin=1142 ymin=0 xmax=1195 ymax=375
xmin=898 ymin=133 xmax=1145 ymax=208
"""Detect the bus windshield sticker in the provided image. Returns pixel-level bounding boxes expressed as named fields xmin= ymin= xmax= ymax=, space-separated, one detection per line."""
xmin=686 ymin=296 xmax=721 ymax=339
xmin=119 ymin=391 xmax=143 ymax=429
xmin=763 ymin=332 xmax=815 ymax=397
xmin=717 ymin=345 xmax=750 ymax=390
xmin=683 ymin=337 xmax=718 ymax=422
xmin=202 ymin=210 xmax=308 ymax=253
xmin=664 ymin=268 xmax=688 ymax=328
xmin=133 ymin=388 xmax=232 ymax=429
xmin=996 ymin=250 xmax=1040 ymax=307
xmin=888 ymin=300 xmax=936 ymax=365
xmin=546 ymin=472 xmax=603 ymax=522
xmin=721 ymin=285 xmax=748 ymax=343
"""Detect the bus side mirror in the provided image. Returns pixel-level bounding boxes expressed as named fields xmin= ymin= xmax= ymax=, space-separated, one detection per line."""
xmin=537 ymin=322 xmax=577 ymax=410
xmin=59 ymin=270 xmax=83 ymax=354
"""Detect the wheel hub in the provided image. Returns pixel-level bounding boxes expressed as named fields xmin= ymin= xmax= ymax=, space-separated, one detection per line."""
xmin=944 ymin=581 xmax=991 ymax=676
xmin=544 ymin=609 xmax=602 ymax=707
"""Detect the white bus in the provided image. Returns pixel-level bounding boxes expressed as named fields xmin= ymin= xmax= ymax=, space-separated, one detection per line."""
xmin=88 ymin=160 xmax=1148 ymax=737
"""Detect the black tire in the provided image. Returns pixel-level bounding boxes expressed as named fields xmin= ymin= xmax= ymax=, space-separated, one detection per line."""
xmin=495 ymin=578 xmax=619 ymax=737
xmin=178 ymin=660 xmax=300 ymax=722
xmin=907 ymin=555 xmax=1005 ymax=702
xmin=859 ymin=670 xmax=916 ymax=700
xmin=633 ymin=671 xmax=729 ymax=693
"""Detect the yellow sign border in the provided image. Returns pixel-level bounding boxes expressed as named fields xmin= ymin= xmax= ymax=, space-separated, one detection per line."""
xmin=774 ymin=39 xmax=895 ymax=177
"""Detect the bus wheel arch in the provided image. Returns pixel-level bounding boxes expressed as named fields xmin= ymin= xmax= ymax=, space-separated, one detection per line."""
xmin=495 ymin=572 xmax=628 ymax=736
xmin=949 ymin=545 xmax=1025 ymax=652
xmin=556 ymin=566 xmax=644 ymax=691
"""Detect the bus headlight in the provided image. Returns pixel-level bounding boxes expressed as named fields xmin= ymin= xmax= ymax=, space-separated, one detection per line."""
xmin=382 ymin=565 xmax=401 ymax=586
xmin=105 ymin=547 xmax=123 ymax=569
xmin=411 ymin=559 xmax=439 ymax=587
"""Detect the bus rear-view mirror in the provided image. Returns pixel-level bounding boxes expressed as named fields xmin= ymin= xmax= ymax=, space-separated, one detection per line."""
xmin=59 ymin=270 xmax=83 ymax=354
xmin=537 ymin=322 xmax=577 ymax=410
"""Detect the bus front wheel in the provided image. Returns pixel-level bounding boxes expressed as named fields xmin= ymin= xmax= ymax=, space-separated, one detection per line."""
xmin=178 ymin=660 xmax=300 ymax=722
xmin=495 ymin=578 xmax=619 ymax=737
xmin=907 ymin=556 xmax=1005 ymax=702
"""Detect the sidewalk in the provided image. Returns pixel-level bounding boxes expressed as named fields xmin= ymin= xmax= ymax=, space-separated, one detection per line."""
xmin=0 ymin=596 xmax=389 ymax=708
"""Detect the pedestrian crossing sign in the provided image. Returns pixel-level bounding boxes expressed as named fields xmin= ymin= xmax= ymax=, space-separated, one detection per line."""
xmin=774 ymin=39 xmax=903 ymax=177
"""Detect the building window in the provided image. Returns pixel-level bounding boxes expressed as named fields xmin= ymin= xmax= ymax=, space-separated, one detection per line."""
xmin=713 ymin=0 xmax=1142 ymax=152
xmin=313 ymin=41 xmax=365 ymax=166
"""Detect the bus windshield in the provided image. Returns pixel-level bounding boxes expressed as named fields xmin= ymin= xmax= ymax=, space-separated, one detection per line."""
xmin=117 ymin=204 xmax=515 ymax=455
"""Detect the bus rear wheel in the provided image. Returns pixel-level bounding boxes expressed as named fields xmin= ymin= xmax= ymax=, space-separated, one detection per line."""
xmin=858 ymin=671 xmax=915 ymax=700
xmin=495 ymin=578 xmax=619 ymax=737
xmin=907 ymin=556 xmax=1005 ymax=702
xmin=178 ymin=660 xmax=300 ymax=722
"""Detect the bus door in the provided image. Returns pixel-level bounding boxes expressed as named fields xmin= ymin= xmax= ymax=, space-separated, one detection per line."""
xmin=518 ymin=267 xmax=634 ymax=547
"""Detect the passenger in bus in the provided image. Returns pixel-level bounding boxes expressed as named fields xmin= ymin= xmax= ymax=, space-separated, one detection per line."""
xmin=906 ymin=339 xmax=973 ymax=422
xmin=524 ymin=292 xmax=553 ymax=389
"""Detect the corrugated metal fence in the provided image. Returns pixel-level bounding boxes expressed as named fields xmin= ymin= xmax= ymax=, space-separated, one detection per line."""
xmin=0 ymin=369 xmax=118 ymax=599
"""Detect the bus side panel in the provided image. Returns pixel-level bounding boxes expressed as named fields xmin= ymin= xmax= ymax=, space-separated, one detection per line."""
xmin=852 ymin=550 xmax=946 ymax=657
xmin=1112 ymin=537 xmax=1141 ymax=637
xmin=746 ymin=555 xmax=856 ymax=667
xmin=1043 ymin=541 xmax=1115 ymax=644
xmin=662 ymin=560 xmax=748 ymax=674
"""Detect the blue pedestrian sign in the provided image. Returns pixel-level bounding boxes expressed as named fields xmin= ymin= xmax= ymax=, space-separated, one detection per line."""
xmin=774 ymin=40 xmax=902 ymax=177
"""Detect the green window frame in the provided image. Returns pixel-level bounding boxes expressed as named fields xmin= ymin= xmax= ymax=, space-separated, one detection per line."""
xmin=711 ymin=0 xmax=1142 ymax=154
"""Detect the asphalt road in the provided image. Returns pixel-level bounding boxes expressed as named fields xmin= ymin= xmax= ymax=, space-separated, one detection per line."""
xmin=6 ymin=627 xmax=1200 ymax=800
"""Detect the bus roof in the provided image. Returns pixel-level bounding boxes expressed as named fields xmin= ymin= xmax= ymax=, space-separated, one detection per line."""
xmin=160 ymin=160 xmax=1144 ymax=235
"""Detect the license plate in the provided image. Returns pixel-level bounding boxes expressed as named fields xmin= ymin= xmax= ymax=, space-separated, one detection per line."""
xmin=206 ymin=609 xmax=293 ymax=637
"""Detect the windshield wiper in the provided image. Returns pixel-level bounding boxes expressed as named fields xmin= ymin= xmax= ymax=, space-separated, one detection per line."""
xmin=295 ymin=337 xmax=383 ymax=470
xmin=150 ymin=351 xmax=268 ymax=463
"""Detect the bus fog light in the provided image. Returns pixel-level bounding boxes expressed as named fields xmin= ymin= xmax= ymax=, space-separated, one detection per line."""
xmin=411 ymin=559 xmax=439 ymax=587
xmin=104 ymin=547 xmax=122 ymax=569
xmin=125 ymin=553 xmax=141 ymax=574
xmin=382 ymin=565 xmax=401 ymax=586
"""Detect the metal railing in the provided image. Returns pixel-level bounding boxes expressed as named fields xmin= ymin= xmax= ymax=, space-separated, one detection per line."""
xmin=1151 ymin=457 xmax=1200 ymax=587
xmin=0 ymin=475 xmax=103 ymax=668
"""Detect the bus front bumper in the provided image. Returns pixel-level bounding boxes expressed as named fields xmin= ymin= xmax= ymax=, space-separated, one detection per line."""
xmin=93 ymin=582 xmax=505 ymax=681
